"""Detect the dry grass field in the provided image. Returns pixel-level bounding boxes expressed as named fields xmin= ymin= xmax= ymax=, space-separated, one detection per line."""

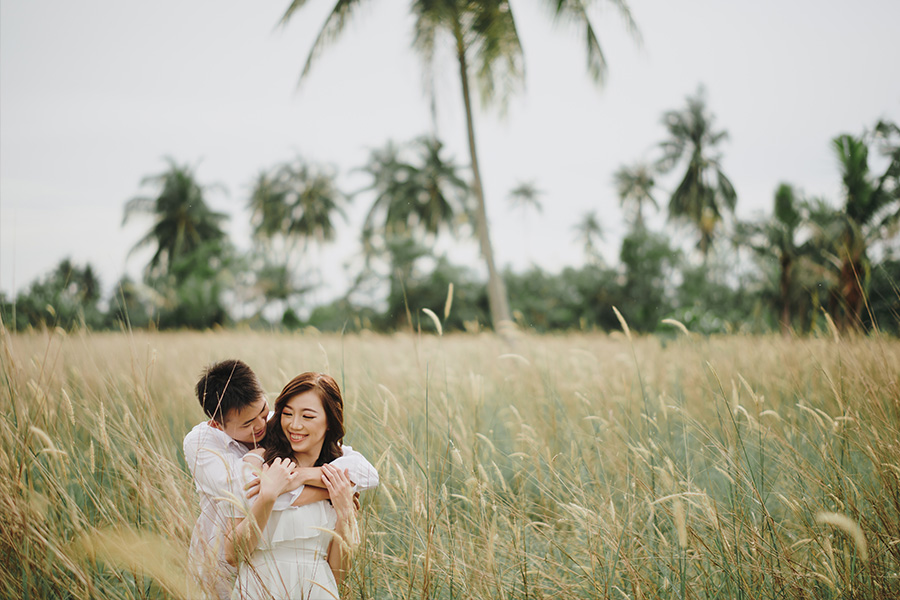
xmin=1 ymin=323 xmax=899 ymax=599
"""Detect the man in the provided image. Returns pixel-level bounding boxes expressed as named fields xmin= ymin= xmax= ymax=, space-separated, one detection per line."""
xmin=183 ymin=359 xmax=378 ymax=599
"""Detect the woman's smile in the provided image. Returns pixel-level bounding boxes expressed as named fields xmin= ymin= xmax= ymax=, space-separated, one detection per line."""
xmin=281 ymin=390 xmax=328 ymax=462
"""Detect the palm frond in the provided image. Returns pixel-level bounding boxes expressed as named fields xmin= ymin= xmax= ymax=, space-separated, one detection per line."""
xmin=290 ymin=0 xmax=372 ymax=86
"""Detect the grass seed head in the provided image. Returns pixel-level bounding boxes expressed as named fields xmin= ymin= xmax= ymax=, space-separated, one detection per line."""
xmin=816 ymin=511 xmax=868 ymax=561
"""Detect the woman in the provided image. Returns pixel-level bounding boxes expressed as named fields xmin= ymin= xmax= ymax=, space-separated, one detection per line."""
xmin=226 ymin=373 xmax=357 ymax=599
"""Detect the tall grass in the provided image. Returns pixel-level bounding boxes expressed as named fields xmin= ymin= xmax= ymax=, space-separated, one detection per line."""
xmin=1 ymin=323 xmax=898 ymax=599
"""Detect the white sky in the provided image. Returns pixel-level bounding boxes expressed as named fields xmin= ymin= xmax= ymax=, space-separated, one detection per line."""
xmin=2 ymin=0 xmax=899 ymax=304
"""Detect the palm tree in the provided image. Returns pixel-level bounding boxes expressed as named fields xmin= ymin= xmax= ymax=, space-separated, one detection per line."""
xmin=248 ymin=168 xmax=291 ymax=243
xmin=872 ymin=119 xmax=900 ymax=226
xmin=278 ymin=0 xmax=639 ymax=331
xmin=360 ymin=137 xmax=470 ymax=249
xmin=613 ymin=162 xmax=657 ymax=228
xmin=123 ymin=158 xmax=228 ymax=283
xmin=736 ymin=183 xmax=810 ymax=336
xmin=247 ymin=157 xmax=346 ymax=318
xmin=573 ymin=211 xmax=604 ymax=264
xmin=823 ymin=132 xmax=899 ymax=330
xmin=657 ymin=86 xmax=736 ymax=257
xmin=508 ymin=181 xmax=544 ymax=216
xmin=508 ymin=180 xmax=543 ymax=260
xmin=357 ymin=137 xmax=469 ymax=324
xmin=249 ymin=158 xmax=346 ymax=251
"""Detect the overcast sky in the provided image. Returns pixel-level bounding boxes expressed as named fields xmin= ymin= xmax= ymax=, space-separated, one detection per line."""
xmin=2 ymin=0 xmax=899 ymax=303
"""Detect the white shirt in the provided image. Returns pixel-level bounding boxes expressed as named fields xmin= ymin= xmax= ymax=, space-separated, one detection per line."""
xmin=183 ymin=421 xmax=379 ymax=599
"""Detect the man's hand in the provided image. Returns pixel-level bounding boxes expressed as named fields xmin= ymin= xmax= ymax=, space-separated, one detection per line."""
xmin=245 ymin=476 xmax=262 ymax=500
xmin=321 ymin=464 xmax=355 ymax=522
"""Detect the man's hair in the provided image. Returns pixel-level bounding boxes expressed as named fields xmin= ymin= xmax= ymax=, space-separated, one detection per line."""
xmin=195 ymin=359 xmax=263 ymax=423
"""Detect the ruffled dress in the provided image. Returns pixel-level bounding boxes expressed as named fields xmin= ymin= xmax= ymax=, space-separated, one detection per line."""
xmin=232 ymin=501 xmax=339 ymax=599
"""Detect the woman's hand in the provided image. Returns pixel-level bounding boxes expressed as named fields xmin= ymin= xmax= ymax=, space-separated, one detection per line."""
xmin=321 ymin=463 xmax=355 ymax=521
xmin=255 ymin=457 xmax=297 ymax=502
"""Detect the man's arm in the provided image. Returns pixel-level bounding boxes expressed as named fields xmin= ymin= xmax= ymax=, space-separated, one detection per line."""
xmin=244 ymin=445 xmax=378 ymax=504
xmin=183 ymin=427 xmax=245 ymax=512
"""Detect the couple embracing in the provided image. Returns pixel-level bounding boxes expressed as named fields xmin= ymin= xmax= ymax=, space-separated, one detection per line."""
xmin=183 ymin=359 xmax=379 ymax=599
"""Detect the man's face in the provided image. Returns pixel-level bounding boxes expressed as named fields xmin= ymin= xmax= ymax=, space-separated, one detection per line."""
xmin=216 ymin=396 xmax=268 ymax=445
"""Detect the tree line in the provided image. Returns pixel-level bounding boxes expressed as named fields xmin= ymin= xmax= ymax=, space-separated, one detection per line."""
xmin=2 ymin=89 xmax=898 ymax=336
xmin=2 ymin=0 xmax=898 ymax=335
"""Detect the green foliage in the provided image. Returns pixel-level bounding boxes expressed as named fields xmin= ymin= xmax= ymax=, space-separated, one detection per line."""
xmin=379 ymin=255 xmax=488 ymax=333
xmin=107 ymin=276 xmax=153 ymax=330
xmin=123 ymin=158 xmax=228 ymax=284
xmin=248 ymin=157 xmax=346 ymax=250
xmin=618 ymin=227 xmax=681 ymax=331
xmin=863 ymin=257 xmax=900 ymax=335
xmin=800 ymin=125 xmax=900 ymax=331
xmin=736 ymin=183 xmax=817 ymax=334
xmin=506 ymin=266 xmax=583 ymax=331
xmin=152 ymin=239 xmax=236 ymax=330
xmin=7 ymin=258 xmax=105 ymax=331
xmin=658 ymin=86 xmax=736 ymax=256
xmin=614 ymin=161 xmax=658 ymax=228
xmin=360 ymin=137 xmax=470 ymax=253
xmin=572 ymin=211 xmax=604 ymax=264
xmin=674 ymin=262 xmax=761 ymax=334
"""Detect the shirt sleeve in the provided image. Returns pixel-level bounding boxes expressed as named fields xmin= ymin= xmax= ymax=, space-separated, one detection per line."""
xmin=184 ymin=432 xmax=247 ymax=518
xmin=331 ymin=444 xmax=379 ymax=491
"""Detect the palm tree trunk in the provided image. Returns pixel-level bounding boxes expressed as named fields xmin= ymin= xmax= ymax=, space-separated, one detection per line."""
xmin=453 ymin=21 xmax=512 ymax=332
xmin=839 ymin=256 xmax=864 ymax=331
xmin=779 ymin=257 xmax=792 ymax=337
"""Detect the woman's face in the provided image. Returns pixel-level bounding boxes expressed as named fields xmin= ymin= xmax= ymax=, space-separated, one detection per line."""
xmin=280 ymin=390 xmax=328 ymax=462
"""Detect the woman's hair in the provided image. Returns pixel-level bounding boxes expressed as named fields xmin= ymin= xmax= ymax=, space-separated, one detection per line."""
xmin=262 ymin=372 xmax=345 ymax=467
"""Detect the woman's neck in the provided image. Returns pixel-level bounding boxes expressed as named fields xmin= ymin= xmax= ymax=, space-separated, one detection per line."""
xmin=293 ymin=450 xmax=319 ymax=468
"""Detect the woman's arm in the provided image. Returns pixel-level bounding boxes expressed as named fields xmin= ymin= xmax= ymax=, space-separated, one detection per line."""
xmin=322 ymin=463 xmax=357 ymax=587
xmin=225 ymin=457 xmax=296 ymax=566
xmin=244 ymin=451 xmax=331 ymax=507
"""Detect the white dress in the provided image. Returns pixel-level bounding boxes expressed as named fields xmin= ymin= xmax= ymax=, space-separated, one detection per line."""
xmin=233 ymin=501 xmax=339 ymax=599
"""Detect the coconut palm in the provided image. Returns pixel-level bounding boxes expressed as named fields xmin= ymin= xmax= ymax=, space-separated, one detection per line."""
xmin=247 ymin=157 xmax=346 ymax=319
xmin=873 ymin=119 xmax=900 ymax=225
xmin=361 ymin=137 xmax=470 ymax=250
xmin=357 ymin=137 xmax=469 ymax=324
xmin=657 ymin=87 xmax=736 ymax=257
xmin=821 ymin=132 xmax=899 ymax=330
xmin=249 ymin=158 xmax=346 ymax=251
xmin=123 ymin=158 xmax=228 ymax=283
xmin=614 ymin=162 xmax=657 ymax=228
xmin=573 ymin=210 xmax=604 ymax=264
xmin=278 ymin=0 xmax=639 ymax=331
xmin=737 ymin=183 xmax=812 ymax=335
xmin=248 ymin=168 xmax=291 ymax=243
xmin=508 ymin=180 xmax=543 ymax=259
xmin=508 ymin=181 xmax=544 ymax=216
